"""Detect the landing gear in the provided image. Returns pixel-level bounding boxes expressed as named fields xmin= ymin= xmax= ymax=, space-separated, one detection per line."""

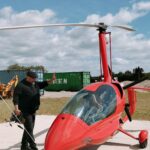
xmin=139 ymin=130 xmax=148 ymax=148
xmin=118 ymin=128 xmax=148 ymax=149
xmin=139 ymin=139 xmax=148 ymax=149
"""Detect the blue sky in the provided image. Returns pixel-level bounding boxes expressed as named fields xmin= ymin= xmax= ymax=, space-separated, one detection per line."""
xmin=0 ymin=0 xmax=149 ymax=34
xmin=0 ymin=0 xmax=150 ymax=75
xmin=0 ymin=0 xmax=129 ymax=15
xmin=0 ymin=1 xmax=142 ymax=23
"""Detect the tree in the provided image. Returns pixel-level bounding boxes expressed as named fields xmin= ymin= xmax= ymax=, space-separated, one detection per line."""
xmin=116 ymin=72 xmax=124 ymax=81
xmin=124 ymin=70 xmax=132 ymax=80
xmin=7 ymin=64 xmax=48 ymax=72
xmin=133 ymin=66 xmax=144 ymax=81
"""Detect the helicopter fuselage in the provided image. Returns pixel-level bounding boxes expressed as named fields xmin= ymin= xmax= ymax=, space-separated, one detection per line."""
xmin=44 ymin=81 xmax=125 ymax=150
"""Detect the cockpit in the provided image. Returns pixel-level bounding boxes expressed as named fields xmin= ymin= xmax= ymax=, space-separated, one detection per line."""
xmin=62 ymin=85 xmax=117 ymax=125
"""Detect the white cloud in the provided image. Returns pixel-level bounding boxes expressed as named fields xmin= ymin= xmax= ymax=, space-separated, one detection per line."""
xmin=114 ymin=58 xmax=129 ymax=65
xmin=0 ymin=1 xmax=150 ymax=76
xmin=84 ymin=1 xmax=150 ymax=25
xmin=132 ymin=1 xmax=150 ymax=11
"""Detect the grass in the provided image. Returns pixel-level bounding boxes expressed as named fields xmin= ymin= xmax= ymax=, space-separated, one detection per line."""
xmin=0 ymin=99 xmax=14 ymax=123
xmin=0 ymin=97 xmax=69 ymax=123
xmin=0 ymin=91 xmax=149 ymax=123
xmin=133 ymin=91 xmax=150 ymax=120
xmin=37 ymin=97 xmax=69 ymax=115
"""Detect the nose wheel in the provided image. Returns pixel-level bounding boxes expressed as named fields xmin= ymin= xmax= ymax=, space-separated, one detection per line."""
xmin=118 ymin=128 xmax=148 ymax=149
xmin=139 ymin=130 xmax=148 ymax=148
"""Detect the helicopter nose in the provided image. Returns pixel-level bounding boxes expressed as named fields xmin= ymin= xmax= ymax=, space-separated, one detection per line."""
xmin=44 ymin=114 xmax=89 ymax=150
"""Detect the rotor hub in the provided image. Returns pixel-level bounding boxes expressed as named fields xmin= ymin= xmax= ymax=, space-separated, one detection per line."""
xmin=97 ymin=23 xmax=108 ymax=32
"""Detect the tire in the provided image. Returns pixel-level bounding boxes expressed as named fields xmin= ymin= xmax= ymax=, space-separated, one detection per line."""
xmin=139 ymin=139 xmax=148 ymax=149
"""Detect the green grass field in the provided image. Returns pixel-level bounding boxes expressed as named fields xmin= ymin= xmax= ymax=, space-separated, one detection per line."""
xmin=0 ymin=91 xmax=149 ymax=123
xmin=133 ymin=92 xmax=150 ymax=120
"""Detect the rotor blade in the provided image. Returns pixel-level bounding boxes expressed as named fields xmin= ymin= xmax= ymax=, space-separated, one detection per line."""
xmin=0 ymin=23 xmax=99 ymax=30
xmin=123 ymin=77 xmax=147 ymax=89
xmin=111 ymin=25 xmax=135 ymax=31
xmin=0 ymin=23 xmax=135 ymax=31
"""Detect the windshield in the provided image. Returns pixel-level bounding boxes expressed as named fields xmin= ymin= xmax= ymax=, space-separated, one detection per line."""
xmin=62 ymin=85 xmax=117 ymax=125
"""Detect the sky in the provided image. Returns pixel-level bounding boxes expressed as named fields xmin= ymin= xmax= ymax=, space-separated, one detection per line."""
xmin=0 ymin=0 xmax=150 ymax=75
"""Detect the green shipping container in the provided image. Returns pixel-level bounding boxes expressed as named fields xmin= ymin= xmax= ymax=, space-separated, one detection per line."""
xmin=44 ymin=72 xmax=91 ymax=91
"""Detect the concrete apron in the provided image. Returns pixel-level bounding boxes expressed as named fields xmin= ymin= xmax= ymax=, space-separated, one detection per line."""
xmin=0 ymin=115 xmax=150 ymax=150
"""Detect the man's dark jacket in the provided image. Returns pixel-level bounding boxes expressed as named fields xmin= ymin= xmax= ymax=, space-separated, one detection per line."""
xmin=13 ymin=79 xmax=48 ymax=113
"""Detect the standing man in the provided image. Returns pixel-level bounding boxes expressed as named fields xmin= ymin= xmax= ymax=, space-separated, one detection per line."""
xmin=13 ymin=71 xmax=56 ymax=150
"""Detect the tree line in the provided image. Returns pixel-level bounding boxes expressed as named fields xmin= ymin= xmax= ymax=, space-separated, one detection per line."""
xmin=7 ymin=63 xmax=48 ymax=72
xmin=91 ymin=66 xmax=150 ymax=82
xmin=114 ymin=66 xmax=150 ymax=81
xmin=6 ymin=64 xmax=150 ymax=82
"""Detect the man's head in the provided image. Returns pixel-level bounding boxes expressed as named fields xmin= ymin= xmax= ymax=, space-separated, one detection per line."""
xmin=26 ymin=71 xmax=37 ymax=83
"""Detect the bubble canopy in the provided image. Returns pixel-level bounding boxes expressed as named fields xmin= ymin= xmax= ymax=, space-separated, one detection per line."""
xmin=62 ymin=85 xmax=117 ymax=125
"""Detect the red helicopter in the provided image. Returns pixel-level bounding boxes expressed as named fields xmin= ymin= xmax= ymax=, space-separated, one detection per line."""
xmin=42 ymin=23 xmax=150 ymax=150
xmin=0 ymin=23 xmax=149 ymax=149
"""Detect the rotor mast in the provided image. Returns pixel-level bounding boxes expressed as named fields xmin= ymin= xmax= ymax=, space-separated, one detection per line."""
xmin=98 ymin=23 xmax=111 ymax=82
